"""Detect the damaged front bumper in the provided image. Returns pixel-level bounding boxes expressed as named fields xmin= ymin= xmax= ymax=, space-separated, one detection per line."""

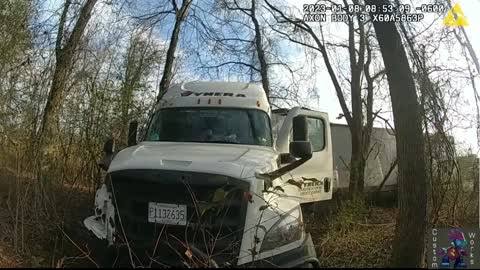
xmin=83 ymin=184 xmax=116 ymax=244
xmin=83 ymin=184 xmax=319 ymax=268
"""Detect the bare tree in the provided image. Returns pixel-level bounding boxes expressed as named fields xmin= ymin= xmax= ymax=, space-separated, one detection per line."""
xmin=38 ymin=0 xmax=98 ymax=145
xmin=213 ymin=0 xmax=272 ymax=96
xmin=157 ymin=0 xmax=193 ymax=102
xmin=251 ymin=0 xmax=270 ymax=96
xmin=117 ymin=27 xmax=159 ymax=147
xmin=188 ymin=0 xmax=310 ymax=106
xmin=365 ymin=0 xmax=427 ymax=267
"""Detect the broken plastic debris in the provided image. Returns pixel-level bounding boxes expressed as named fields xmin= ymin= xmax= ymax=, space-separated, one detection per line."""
xmin=84 ymin=216 xmax=107 ymax=240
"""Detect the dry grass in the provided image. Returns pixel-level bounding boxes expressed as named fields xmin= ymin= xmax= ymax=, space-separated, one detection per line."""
xmin=0 ymin=245 xmax=24 ymax=268
xmin=305 ymin=200 xmax=397 ymax=268
xmin=305 ymin=188 xmax=477 ymax=268
xmin=429 ymin=187 xmax=479 ymax=228
xmin=0 ymin=167 xmax=97 ymax=268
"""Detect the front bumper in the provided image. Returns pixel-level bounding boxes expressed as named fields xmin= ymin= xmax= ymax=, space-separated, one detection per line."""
xmin=239 ymin=234 xmax=320 ymax=268
xmin=84 ymin=216 xmax=320 ymax=269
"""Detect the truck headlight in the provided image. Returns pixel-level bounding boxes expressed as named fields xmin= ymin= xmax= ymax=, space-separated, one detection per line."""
xmin=260 ymin=206 xmax=303 ymax=252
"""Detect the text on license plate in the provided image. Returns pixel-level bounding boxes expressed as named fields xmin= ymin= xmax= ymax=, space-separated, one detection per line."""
xmin=148 ymin=202 xmax=187 ymax=226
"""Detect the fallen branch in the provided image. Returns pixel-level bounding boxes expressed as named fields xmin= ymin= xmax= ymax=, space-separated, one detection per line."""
xmin=376 ymin=158 xmax=398 ymax=193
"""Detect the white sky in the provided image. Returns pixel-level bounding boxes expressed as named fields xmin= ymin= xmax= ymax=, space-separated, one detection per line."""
xmin=451 ymin=0 xmax=480 ymax=154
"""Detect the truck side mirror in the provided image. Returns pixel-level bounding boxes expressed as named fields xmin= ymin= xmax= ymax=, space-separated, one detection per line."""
xmin=292 ymin=115 xmax=308 ymax=141
xmin=103 ymin=138 xmax=114 ymax=154
xmin=289 ymin=115 xmax=312 ymax=159
xmin=100 ymin=138 xmax=115 ymax=171
xmin=128 ymin=120 xmax=138 ymax=146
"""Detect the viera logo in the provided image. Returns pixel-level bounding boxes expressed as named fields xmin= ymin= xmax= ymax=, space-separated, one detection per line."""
xmin=181 ymin=91 xmax=246 ymax=97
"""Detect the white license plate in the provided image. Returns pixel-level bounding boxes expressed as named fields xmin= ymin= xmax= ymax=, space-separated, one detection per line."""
xmin=148 ymin=202 xmax=187 ymax=226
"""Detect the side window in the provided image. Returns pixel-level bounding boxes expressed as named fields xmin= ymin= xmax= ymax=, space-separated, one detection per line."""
xmin=307 ymin=117 xmax=325 ymax=152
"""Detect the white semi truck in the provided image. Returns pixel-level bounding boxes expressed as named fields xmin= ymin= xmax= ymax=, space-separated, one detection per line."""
xmin=83 ymin=80 xmax=396 ymax=268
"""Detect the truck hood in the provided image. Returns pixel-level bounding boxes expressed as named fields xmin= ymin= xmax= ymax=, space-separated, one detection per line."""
xmin=108 ymin=141 xmax=279 ymax=180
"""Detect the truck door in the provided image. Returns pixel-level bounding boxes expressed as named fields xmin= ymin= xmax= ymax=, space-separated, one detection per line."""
xmin=272 ymin=107 xmax=334 ymax=203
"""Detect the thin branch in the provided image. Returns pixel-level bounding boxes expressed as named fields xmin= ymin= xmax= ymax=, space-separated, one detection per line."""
xmin=199 ymin=61 xmax=260 ymax=72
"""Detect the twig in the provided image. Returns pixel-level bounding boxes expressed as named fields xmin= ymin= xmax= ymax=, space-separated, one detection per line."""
xmin=354 ymin=222 xmax=395 ymax=227
xmin=148 ymin=223 xmax=166 ymax=268
xmin=60 ymin=229 xmax=100 ymax=268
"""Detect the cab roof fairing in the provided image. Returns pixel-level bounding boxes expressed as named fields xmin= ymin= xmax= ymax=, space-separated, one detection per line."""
xmin=155 ymin=81 xmax=271 ymax=114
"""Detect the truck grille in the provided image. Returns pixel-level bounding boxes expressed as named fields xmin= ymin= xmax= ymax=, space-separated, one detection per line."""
xmin=107 ymin=169 xmax=249 ymax=267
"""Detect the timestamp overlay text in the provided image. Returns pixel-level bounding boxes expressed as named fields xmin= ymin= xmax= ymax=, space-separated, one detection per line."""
xmin=302 ymin=3 xmax=446 ymax=23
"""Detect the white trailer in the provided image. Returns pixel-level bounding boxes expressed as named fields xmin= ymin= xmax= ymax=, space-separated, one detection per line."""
xmin=329 ymin=123 xmax=397 ymax=192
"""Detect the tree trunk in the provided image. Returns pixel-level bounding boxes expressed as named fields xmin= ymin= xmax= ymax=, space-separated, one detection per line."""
xmin=365 ymin=0 xmax=427 ymax=267
xmin=347 ymin=9 xmax=366 ymax=199
xmin=157 ymin=0 xmax=192 ymax=102
xmin=39 ymin=0 xmax=98 ymax=143
xmin=251 ymin=0 xmax=270 ymax=98
xmin=349 ymin=131 xmax=366 ymax=199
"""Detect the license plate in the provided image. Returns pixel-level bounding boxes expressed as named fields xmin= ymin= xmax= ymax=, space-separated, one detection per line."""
xmin=148 ymin=202 xmax=187 ymax=226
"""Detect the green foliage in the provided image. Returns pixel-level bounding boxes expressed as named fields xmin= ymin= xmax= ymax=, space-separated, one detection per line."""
xmin=0 ymin=0 xmax=34 ymax=137
xmin=327 ymin=198 xmax=368 ymax=233
xmin=112 ymin=27 xmax=162 ymax=147
xmin=0 ymin=0 xmax=33 ymax=70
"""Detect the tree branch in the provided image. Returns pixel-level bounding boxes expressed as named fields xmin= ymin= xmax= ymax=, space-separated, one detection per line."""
xmin=199 ymin=61 xmax=260 ymax=72
xmin=55 ymin=0 xmax=71 ymax=55
xmin=264 ymin=0 xmax=353 ymax=126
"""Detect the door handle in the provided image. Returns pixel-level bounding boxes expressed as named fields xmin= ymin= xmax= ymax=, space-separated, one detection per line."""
xmin=324 ymin=177 xmax=331 ymax=192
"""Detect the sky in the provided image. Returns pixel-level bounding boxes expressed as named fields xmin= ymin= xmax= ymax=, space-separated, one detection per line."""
xmin=289 ymin=0 xmax=480 ymax=155
xmin=41 ymin=0 xmax=480 ymax=155
xmin=448 ymin=0 xmax=480 ymax=154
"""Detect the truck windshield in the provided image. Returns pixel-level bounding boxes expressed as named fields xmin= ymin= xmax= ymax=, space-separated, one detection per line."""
xmin=145 ymin=108 xmax=273 ymax=147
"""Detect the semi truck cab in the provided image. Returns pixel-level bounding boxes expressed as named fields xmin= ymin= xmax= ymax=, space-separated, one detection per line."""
xmin=84 ymin=81 xmax=334 ymax=268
